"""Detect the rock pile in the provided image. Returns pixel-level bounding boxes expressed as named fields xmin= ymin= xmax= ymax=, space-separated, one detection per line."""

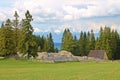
xmin=37 ymin=51 xmax=79 ymax=62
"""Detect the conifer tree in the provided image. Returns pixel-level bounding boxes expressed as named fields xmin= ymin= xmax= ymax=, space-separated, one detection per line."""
xmin=47 ymin=33 xmax=54 ymax=52
xmin=86 ymin=31 xmax=90 ymax=55
xmin=89 ymin=30 xmax=95 ymax=50
xmin=0 ymin=19 xmax=15 ymax=56
xmin=78 ymin=31 xmax=84 ymax=56
xmin=18 ymin=10 xmax=37 ymax=58
xmin=13 ymin=11 xmax=19 ymax=53
xmin=61 ymin=29 xmax=67 ymax=50
xmin=43 ymin=37 xmax=49 ymax=52
xmin=61 ymin=29 xmax=73 ymax=52
xmin=83 ymin=32 xmax=87 ymax=56
xmin=110 ymin=30 xmax=120 ymax=59
xmin=40 ymin=36 xmax=45 ymax=51
xmin=13 ymin=11 xmax=19 ymax=28
xmin=95 ymin=27 xmax=114 ymax=59
xmin=72 ymin=35 xmax=80 ymax=55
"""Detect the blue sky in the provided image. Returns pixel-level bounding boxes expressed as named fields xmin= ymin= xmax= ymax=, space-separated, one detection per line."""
xmin=0 ymin=0 xmax=120 ymax=42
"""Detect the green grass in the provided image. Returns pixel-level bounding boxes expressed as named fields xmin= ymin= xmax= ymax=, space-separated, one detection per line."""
xmin=0 ymin=59 xmax=120 ymax=80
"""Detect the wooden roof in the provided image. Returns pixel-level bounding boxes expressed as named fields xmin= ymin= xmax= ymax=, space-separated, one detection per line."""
xmin=88 ymin=50 xmax=108 ymax=60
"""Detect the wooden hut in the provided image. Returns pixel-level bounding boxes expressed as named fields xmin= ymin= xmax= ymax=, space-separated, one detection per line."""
xmin=88 ymin=50 xmax=108 ymax=60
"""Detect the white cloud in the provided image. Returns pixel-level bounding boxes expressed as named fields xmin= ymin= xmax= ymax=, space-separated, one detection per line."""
xmin=111 ymin=24 xmax=120 ymax=31
xmin=0 ymin=13 xmax=6 ymax=21
xmin=1 ymin=0 xmax=120 ymax=34
xmin=12 ymin=0 xmax=64 ymax=22
xmin=50 ymin=21 xmax=120 ymax=35
xmin=63 ymin=15 xmax=73 ymax=21
xmin=87 ymin=22 xmax=105 ymax=33
xmin=54 ymin=29 xmax=61 ymax=34
xmin=63 ymin=0 xmax=120 ymax=19
xmin=44 ymin=30 xmax=50 ymax=32
xmin=34 ymin=27 xmax=42 ymax=32
xmin=53 ymin=22 xmax=109 ymax=34
xmin=0 ymin=7 xmax=14 ymax=21
xmin=1 ymin=0 xmax=120 ymax=22
xmin=11 ymin=0 xmax=120 ymax=22
xmin=53 ymin=23 xmax=82 ymax=34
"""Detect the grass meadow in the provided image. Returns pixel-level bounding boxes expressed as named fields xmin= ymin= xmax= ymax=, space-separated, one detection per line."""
xmin=0 ymin=59 xmax=120 ymax=80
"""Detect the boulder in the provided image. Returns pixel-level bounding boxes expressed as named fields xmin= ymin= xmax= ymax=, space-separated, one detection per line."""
xmin=37 ymin=52 xmax=48 ymax=59
xmin=59 ymin=51 xmax=73 ymax=57
xmin=37 ymin=51 xmax=81 ymax=62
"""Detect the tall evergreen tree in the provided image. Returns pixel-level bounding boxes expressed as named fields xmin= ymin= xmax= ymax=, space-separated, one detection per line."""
xmin=95 ymin=27 xmax=114 ymax=59
xmin=111 ymin=30 xmax=120 ymax=59
xmin=13 ymin=11 xmax=19 ymax=53
xmin=18 ymin=10 xmax=37 ymax=58
xmin=61 ymin=29 xmax=67 ymax=50
xmin=89 ymin=30 xmax=95 ymax=50
xmin=78 ymin=31 xmax=84 ymax=56
xmin=86 ymin=31 xmax=91 ymax=55
xmin=43 ymin=37 xmax=49 ymax=52
xmin=0 ymin=19 xmax=15 ymax=56
xmin=40 ymin=36 xmax=45 ymax=51
xmin=72 ymin=35 xmax=80 ymax=55
xmin=61 ymin=29 xmax=73 ymax=52
xmin=47 ymin=33 xmax=54 ymax=52
xmin=13 ymin=11 xmax=19 ymax=28
xmin=83 ymin=32 xmax=87 ymax=56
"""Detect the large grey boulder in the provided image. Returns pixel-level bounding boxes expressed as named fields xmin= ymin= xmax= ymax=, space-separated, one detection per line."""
xmin=37 ymin=51 xmax=79 ymax=62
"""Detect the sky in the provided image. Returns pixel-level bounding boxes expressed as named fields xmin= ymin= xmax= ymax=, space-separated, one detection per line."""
xmin=0 ymin=0 xmax=120 ymax=42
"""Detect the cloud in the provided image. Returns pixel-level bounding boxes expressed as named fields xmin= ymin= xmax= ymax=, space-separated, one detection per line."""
xmin=63 ymin=15 xmax=73 ymax=21
xmin=53 ymin=23 xmax=82 ymax=34
xmin=53 ymin=21 xmax=114 ymax=34
xmin=1 ymin=0 xmax=120 ymax=34
xmin=11 ymin=0 xmax=120 ymax=22
xmin=12 ymin=0 xmax=64 ymax=22
xmin=87 ymin=22 xmax=105 ymax=33
xmin=111 ymin=24 xmax=120 ymax=32
xmin=63 ymin=0 xmax=120 ymax=20
xmin=0 ymin=7 xmax=14 ymax=21
xmin=0 ymin=13 xmax=6 ymax=21
xmin=34 ymin=27 xmax=42 ymax=32
xmin=54 ymin=29 xmax=61 ymax=34
xmin=1 ymin=0 xmax=120 ymax=22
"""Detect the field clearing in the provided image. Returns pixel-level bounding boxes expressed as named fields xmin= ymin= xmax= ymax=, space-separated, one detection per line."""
xmin=0 ymin=59 xmax=120 ymax=80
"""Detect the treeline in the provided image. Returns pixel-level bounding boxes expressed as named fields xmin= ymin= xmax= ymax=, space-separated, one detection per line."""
xmin=1 ymin=11 xmax=120 ymax=60
xmin=35 ymin=34 xmax=58 ymax=53
xmin=0 ymin=11 xmax=56 ymax=59
xmin=61 ymin=27 xmax=120 ymax=60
